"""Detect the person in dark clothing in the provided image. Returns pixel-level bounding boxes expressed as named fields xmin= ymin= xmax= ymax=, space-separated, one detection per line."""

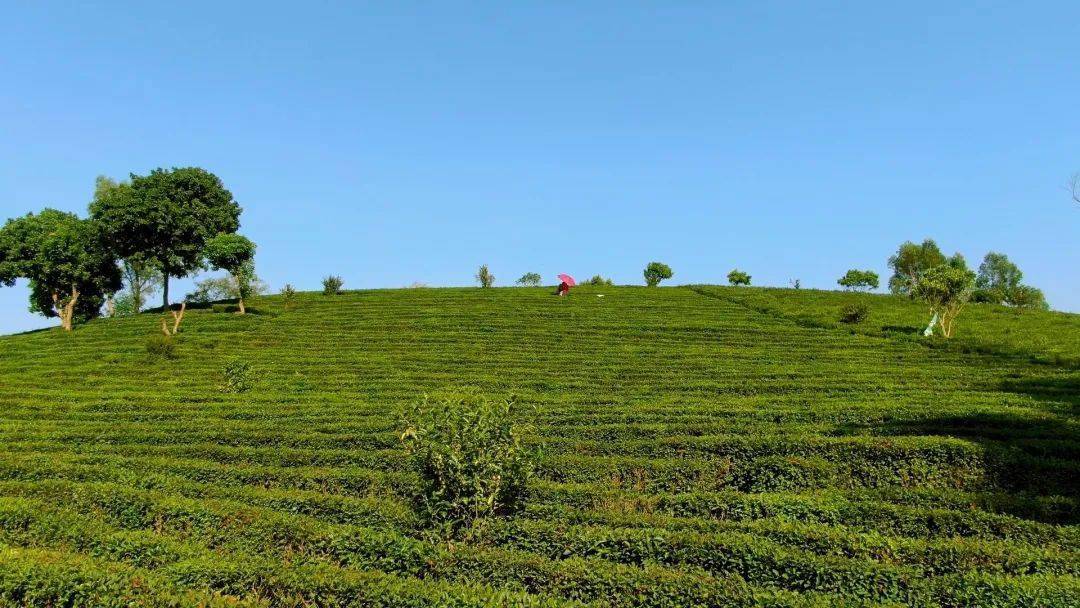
xmin=556 ymin=281 xmax=570 ymax=296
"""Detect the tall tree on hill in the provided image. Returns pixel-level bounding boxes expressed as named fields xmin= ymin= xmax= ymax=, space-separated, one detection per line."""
xmin=204 ymin=233 xmax=257 ymax=314
xmin=0 ymin=209 xmax=121 ymax=330
xmin=91 ymin=176 xmax=161 ymax=313
xmin=89 ymin=167 xmax=242 ymax=309
xmin=643 ymin=262 xmax=673 ymax=287
xmin=887 ymin=239 xmax=946 ymax=296
xmin=911 ymin=264 xmax=976 ymax=338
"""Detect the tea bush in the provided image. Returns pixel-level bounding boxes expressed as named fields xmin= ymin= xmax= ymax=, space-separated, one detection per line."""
xmin=839 ymin=302 xmax=870 ymax=324
xmin=144 ymin=335 xmax=176 ymax=360
xmin=400 ymin=393 xmax=537 ymax=532
xmin=322 ymin=275 xmax=344 ymax=295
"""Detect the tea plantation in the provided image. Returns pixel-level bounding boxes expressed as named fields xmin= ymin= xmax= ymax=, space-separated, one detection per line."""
xmin=0 ymin=286 xmax=1077 ymax=607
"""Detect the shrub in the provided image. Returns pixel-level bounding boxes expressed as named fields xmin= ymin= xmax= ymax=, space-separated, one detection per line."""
xmin=643 ymin=262 xmax=673 ymax=287
xmin=476 ymin=265 xmax=495 ymax=288
xmin=322 ymin=275 xmax=343 ymax=295
xmin=586 ymin=275 xmax=613 ymax=286
xmin=839 ymin=302 xmax=870 ymax=324
xmin=516 ymin=272 xmax=542 ymax=287
xmin=400 ymin=393 xmax=537 ymax=532
xmin=280 ymin=284 xmax=296 ymax=309
xmin=144 ymin=335 xmax=176 ymax=360
xmin=220 ymin=358 xmax=254 ymax=393
xmin=727 ymin=269 xmax=751 ymax=286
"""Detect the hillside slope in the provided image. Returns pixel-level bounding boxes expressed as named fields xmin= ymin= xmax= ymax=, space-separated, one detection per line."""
xmin=0 ymin=286 xmax=1076 ymax=606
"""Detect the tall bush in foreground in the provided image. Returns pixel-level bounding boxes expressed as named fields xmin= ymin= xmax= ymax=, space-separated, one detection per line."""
xmin=643 ymin=262 xmax=672 ymax=287
xmin=516 ymin=272 xmax=542 ymax=287
xmin=727 ymin=269 xmax=751 ymax=286
xmin=400 ymin=394 xmax=537 ymax=533
xmin=912 ymin=265 xmax=975 ymax=338
xmin=476 ymin=264 xmax=495 ymax=288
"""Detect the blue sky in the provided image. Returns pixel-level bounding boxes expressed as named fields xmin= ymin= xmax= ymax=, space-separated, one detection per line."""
xmin=1 ymin=1 xmax=1077 ymax=334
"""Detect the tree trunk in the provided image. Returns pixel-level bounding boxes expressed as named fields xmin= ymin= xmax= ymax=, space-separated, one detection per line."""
xmin=238 ymin=297 xmax=245 ymax=315
xmin=162 ymin=265 xmax=170 ymax=310
xmin=53 ymin=287 xmax=79 ymax=331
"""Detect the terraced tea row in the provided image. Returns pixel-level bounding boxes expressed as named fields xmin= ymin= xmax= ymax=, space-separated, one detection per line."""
xmin=0 ymin=286 xmax=1075 ymax=605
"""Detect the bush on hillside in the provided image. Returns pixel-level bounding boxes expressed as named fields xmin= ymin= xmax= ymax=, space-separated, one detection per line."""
xmin=220 ymin=358 xmax=254 ymax=393
xmin=727 ymin=269 xmax=751 ymax=286
xmin=839 ymin=302 xmax=870 ymax=324
xmin=476 ymin=265 xmax=495 ymax=288
xmin=322 ymin=275 xmax=344 ymax=295
xmin=280 ymin=283 xmax=296 ymax=310
xmin=586 ymin=275 xmax=613 ymax=286
xmin=400 ymin=393 xmax=537 ymax=533
xmin=516 ymin=272 xmax=542 ymax=287
xmin=145 ymin=335 xmax=176 ymax=360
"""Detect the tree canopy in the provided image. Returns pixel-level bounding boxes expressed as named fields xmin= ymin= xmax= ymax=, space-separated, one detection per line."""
xmin=643 ymin=262 xmax=673 ymax=287
xmin=911 ymin=264 xmax=976 ymax=338
xmin=887 ymin=239 xmax=946 ymax=295
xmin=89 ymin=167 xmax=241 ymax=309
xmin=727 ymin=269 xmax=751 ymax=286
xmin=838 ymin=269 xmax=879 ymax=291
xmin=204 ymin=233 xmax=258 ymax=313
xmin=0 ymin=209 xmax=120 ymax=330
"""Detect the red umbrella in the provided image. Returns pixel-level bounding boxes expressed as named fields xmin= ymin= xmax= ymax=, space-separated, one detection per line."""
xmin=557 ymin=273 xmax=576 ymax=287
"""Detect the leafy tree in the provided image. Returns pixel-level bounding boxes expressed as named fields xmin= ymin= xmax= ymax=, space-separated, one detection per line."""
xmin=911 ymin=264 xmax=976 ymax=338
xmin=89 ymin=167 xmax=241 ymax=309
xmin=643 ymin=262 xmax=673 ymax=287
xmin=973 ymin=252 xmax=1021 ymax=304
xmin=837 ymin=269 xmax=879 ymax=291
xmin=727 ymin=269 xmax=751 ymax=286
xmin=204 ymin=234 xmax=257 ymax=314
xmin=0 ymin=209 xmax=120 ymax=330
xmin=516 ymin=272 xmax=542 ymax=287
xmin=91 ymin=177 xmax=162 ymax=313
xmin=887 ymin=239 xmax=947 ymax=296
xmin=476 ymin=264 xmax=495 ymax=288
xmin=1008 ymin=285 xmax=1049 ymax=311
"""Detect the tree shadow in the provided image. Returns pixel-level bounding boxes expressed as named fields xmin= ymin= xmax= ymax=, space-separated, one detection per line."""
xmin=880 ymin=325 xmax=921 ymax=335
xmin=999 ymin=375 xmax=1080 ymax=414
xmin=834 ymin=410 xmax=1079 ymax=524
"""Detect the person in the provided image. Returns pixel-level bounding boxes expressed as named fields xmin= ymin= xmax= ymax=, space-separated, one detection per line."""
xmin=556 ymin=281 xmax=570 ymax=296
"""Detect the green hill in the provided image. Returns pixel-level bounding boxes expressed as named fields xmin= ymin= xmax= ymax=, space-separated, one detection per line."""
xmin=0 ymin=286 xmax=1077 ymax=606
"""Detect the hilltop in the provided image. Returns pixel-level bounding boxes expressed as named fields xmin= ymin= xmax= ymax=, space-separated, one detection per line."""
xmin=0 ymin=285 xmax=1077 ymax=606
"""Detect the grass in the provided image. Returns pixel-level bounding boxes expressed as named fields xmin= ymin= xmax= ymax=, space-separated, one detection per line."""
xmin=0 ymin=285 xmax=1076 ymax=606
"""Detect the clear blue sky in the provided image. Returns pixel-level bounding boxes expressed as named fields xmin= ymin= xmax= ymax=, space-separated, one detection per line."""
xmin=2 ymin=1 xmax=1078 ymax=334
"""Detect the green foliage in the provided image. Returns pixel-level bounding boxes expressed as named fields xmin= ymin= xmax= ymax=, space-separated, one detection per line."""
xmin=727 ymin=269 xmax=751 ymax=286
xmin=515 ymin=272 xmax=542 ymax=287
xmin=322 ymin=275 xmax=344 ymax=295
xmin=585 ymin=274 xmax=613 ymax=286
xmin=144 ymin=334 xmax=176 ymax=360
xmin=280 ymin=283 xmax=297 ymax=309
xmin=643 ymin=262 xmax=673 ymax=286
xmin=911 ymin=265 xmax=976 ymax=338
xmin=475 ymin=264 xmax=495 ymax=288
xmin=887 ymin=239 xmax=947 ymax=296
xmin=0 ymin=286 xmax=1078 ymax=604
xmin=89 ymin=167 xmax=241 ymax=309
xmin=839 ymin=302 xmax=870 ymax=324
xmin=204 ymin=234 xmax=257 ymax=312
xmin=219 ymin=358 xmax=254 ymax=393
xmin=838 ymin=269 xmax=879 ymax=291
xmin=1008 ymin=285 xmax=1049 ymax=311
xmin=400 ymin=393 xmax=537 ymax=532
xmin=0 ymin=208 xmax=121 ymax=329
